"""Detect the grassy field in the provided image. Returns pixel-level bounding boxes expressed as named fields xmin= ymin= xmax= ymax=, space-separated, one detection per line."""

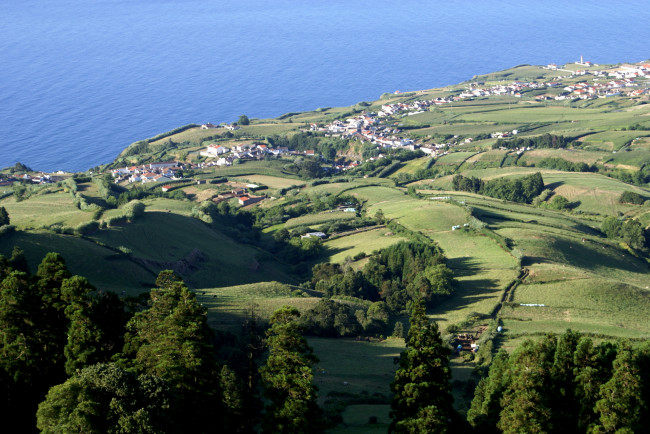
xmin=284 ymin=211 xmax=358 ymax=229
xmin=89 ymin=211 xmax=295 ymax=289
xmin=434 ymin=151 xmax=477 ymax=166
xmin=501 ymin=277 xmax=650 ymax=339
xmin=0 ymin=230 xmax=154 ymax=294
xmin=198 ymin=281 xmax=319 ymax=332
xmin=230 ymin=174 xmax=305 ymax=189
xmin=323 ymin=228 xmax=407 ymax=263
xmin=0 ymin=192 xmax=94 ymax=229
xmin=201 ymin=160 xmax=302 ymax=179
xmin=519 ymin=148 xmax=610 ymax=165
xmin=390 ymin=157 xmax=432 ymax=176
xmin=346 ymin=186 xmax=519 ymax=330
xmin=428 ymin=230 xmax=519 ymax=329
xmin=309 ymin=337 xmax=404 ymax=432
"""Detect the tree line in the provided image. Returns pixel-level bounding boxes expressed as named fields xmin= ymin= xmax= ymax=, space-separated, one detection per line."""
xmin=468 ymin=329 xmax=650 ymax=433
xmin=0 ymin=252 xmax=323 ymax=433
xmin=2 ymin=249 xmax=650 ymax=432
xmin=492 ymin=134 xmax=574 ymax=150
xmin=452 ymin=172 xmax=545 ymax=204
xmin=311 ymin=240 xmax=455 ymax=313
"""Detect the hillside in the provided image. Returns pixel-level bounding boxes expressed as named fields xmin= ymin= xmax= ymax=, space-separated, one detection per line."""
xmin=1 ymin=60 xmax=649 ymax=431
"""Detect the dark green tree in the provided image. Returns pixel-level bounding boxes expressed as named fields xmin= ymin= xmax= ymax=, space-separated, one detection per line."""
xmin=62 ymin=277 xmax=125 ymax=375
xmin=9 ymin=245 xmax=30 ymax=274
xmin=36 ymin=363 xmax=179 ymax=433
xmin=497 ymin=335 xmax=556 ymax=434
xmin=0 ymin=206 xmax=9 ymax=226
xmin=592 ymin=343 xmax=647 ymax=433
xmin=573 ymin=338 xmax=618 ymax=431
xmin=467 ymin=350 xmax=510 ymax=432
xmin=122 ymin=270 xmax=221 ymax=432
xmin=238 ymin=115 xmax=250 ymax=126
xmin=390 ymin=298 xmax=454 ymax=433
xmin=260 ymin=306 xmax=322 ymax=433
xmin=0 ymin=271 xmax=50 ymax=430
xmin=550 ymin=329 xmax=581 ymax=431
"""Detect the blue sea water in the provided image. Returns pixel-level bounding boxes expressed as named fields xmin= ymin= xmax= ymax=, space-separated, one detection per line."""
xmin=1 ymin=0 xmax=649 ymax=172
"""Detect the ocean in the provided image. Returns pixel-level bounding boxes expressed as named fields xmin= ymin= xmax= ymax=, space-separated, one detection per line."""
xmin=1 ymin=0 xmax=649 ymax=172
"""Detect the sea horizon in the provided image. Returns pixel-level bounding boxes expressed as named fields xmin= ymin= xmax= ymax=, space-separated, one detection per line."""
xmin=2 ymin=0 xmax=649 ymax=172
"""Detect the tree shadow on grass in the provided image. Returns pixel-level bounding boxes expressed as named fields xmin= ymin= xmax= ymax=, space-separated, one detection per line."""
xmin=429 ymin=277 xmax=500 ymax=323
xmin=447 ymin=256 xmax=484 ymax=278
xmin=545 ymin=181 xmax=565 ymax=190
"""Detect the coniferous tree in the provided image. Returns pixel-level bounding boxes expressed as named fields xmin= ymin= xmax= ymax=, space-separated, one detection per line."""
xmin=550 ymin=329 xmax=581 ymax=432
xmin=390 ymin=298 xmax=454 ymax=433
xmin=62 ymin=277 xmax=124 ymax=375
xmin=36 ymin=363 xmax=179 ymax=433
xmin=0 ymin=271 xmax=47 ymax=430
xmin=497 ymin=335 xmax=556 ymax=434
xmin=122 ymin=270 xmax=222 ymax=432
xmin=0 ymin=206 xmax=9 ymax=226
xmin=260 ymin=306 xmax=322 ymax=433
xmin=467 ymin=350 xmax=510 ymax=433
xmin=573 ymin=339 xmax=618 ymax=431
xmin=9 ymin=246 xmax=30 ymax=274
xmin=592 ymin=343 xmax=647 ymax=433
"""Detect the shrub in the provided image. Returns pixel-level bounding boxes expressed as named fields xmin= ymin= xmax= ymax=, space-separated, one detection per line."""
xmin=122 ymin=200 xmax=146 ymax=221
xmin=75 ymin=221 xmax=100 ymax=235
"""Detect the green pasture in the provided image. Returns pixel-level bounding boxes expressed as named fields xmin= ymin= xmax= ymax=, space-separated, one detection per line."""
xmin=88 ymin=211 xmax=294 ymax=288
xmin=310 ymin=337 xmax=403 ymax=399
xmin=541 ymin=171 xmax=650 ymax=215
xmin=230 ymin=174 xmax=302 ymax=189
xmin=198 ymin=282 xmax=319 ymax=332
xmin=391 ymin=157 xmax=431 ymax=176
xmin=366 ymin=199 xmax=468 ymax=236
xmin=501 ymin=277 xmax=650 ymax=339
xmin=424 ymin=168 xmax=648 ymax=216
xmin=0 ymin=230 xmax=154 ymax=294
xmin=148 ymin=127 xmax=222 ymax=147
xmin=604 ymin=148 xmax=650 ymax=169
xmin=459 ymin=150 xmax=507 ymax=170
xmin=142 ymin=197 xmax=195 ymax=215
xmin=495 ymin=226 xmax=648 ymax=287
xmin=0 ymin=192 xmax=94 ymax=229
xmin=310 ymin=337 xmax=407 ymax=432
xmin=284 ymin=211 xmax=358 ymax=229
xmin=582 ymin=130 xmax=650 ymax=151
xmin=307 ymin=179 xmax=394 ymax=196
xmin=323 ymin=228 xmax=407 ymax=263
xmin=234 ymin=123 xmax=298 ymax=136
xmin=434 ymin=151 xmax=477 ymax=166
xmin=203 ymin=160 xmax=301 ymax=179
xmin=347 ymin=186 xmax=408 ymax=206
xmin=519 ymin=148 xmax=609 ymax=165
xmin=457 ymin=105 xmax=608 ymax=124
xmin=428 ymin=230 xmax=519 ymax=329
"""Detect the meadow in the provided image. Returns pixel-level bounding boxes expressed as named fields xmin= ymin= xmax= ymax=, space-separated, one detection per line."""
xmin=323 ymin=228 xmax=407 ymax=264
xmin=197 ymin=281 xmax=319 ymax=332
xmin=0 ymin=191 xmax=94 ymax=229
xmin=284 ymin=211 xmax=358 ymax=229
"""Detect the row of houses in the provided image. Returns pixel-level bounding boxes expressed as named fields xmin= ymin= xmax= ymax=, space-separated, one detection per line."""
xmin=0 ymin=173 xmax=57 ymax=185
xmin=562 ymin=78 xmax=648 ymax=100
xmin=110 ymin=161 xmax=186 ymax=184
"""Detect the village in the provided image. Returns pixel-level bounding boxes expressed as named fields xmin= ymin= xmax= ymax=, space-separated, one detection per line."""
xmin=7 ymin=61 xmax=648 ymax=192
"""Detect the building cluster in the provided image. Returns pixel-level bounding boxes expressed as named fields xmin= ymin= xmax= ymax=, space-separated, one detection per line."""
xmin=562 ymin=78 xmax=646 ymax=100
xmin=0 ymin=172 xmax=59 ymax=186
xmin=110 ymin=161 xmax=185 ymax=184
xmin=198 ymin=142 xmax=314 ymax=167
